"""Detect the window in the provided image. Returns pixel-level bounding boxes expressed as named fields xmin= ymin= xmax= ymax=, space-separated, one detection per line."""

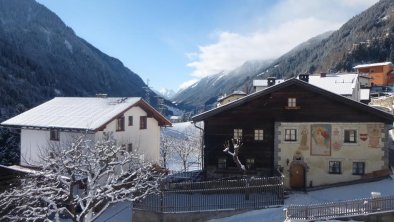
xmin=344 ymin=129 xmax=357 ymax=143
xmin=246 ymin=158 xmax=255 ymax=169
xmin=285 ymin=129 xmax=297 ymax=141
xmin=288 ymin=98 xmax=297 ymax=107
xmin=218 ymin=158 xmax=227 ymax=169
xmin=127 ymin=143 xmax=133 ymax=153
xmin=116 ymin=116 xmax=125 ymax=131
xmin=329 ymin=161 xmax=341 ymax=174
xmin=254 ymin=129 xmax=264 ymax=141
xmin=140 ymin=116 xmax=147 ymax=129
xmin=128 ymin=116 xmax=133 ymax=126
xmin=234 ymin=129 xmax=243 ymax=139
xmin=50 ymin=129 xmax=59 ymax=141
xmin=352 ymin=162 xmax=365 ymax=175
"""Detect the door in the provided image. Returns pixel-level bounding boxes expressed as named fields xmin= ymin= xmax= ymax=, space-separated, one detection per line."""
xmin=290 ymin=163 xmax=305 ymax=189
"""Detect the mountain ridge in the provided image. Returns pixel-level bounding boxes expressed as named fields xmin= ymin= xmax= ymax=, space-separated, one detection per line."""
xmin=174 ymin=0 xmax=394 ymax=111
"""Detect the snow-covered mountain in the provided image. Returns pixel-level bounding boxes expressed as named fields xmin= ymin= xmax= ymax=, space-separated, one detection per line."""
xmin=172 ymin=59 xmax=273 ymax=111
xmin=173 ymin=30 xmax=335 ymax=111
xmin=157 ymin=88 xmax=176 ymax=100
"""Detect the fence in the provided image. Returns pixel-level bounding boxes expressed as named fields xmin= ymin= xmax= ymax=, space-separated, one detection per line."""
xmin=134 ymin=176 xmax=284 ymax=213
xmin=284 ymin=195 xmax=394 ymax=221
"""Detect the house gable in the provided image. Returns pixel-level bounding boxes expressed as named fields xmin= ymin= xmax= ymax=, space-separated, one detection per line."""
xmin=193 ymin=78 xmax=393 ymax=123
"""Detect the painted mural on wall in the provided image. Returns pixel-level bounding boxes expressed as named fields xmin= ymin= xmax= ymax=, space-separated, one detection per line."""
xmin=298 ymin=126 xmax=309 ymax=151
xmin=332 ymin=127 xmax=343 ymax=151
xmin=368 ymin=125 xmax=381 ymax=148
xmin=311 ymin=124 xmax=331 ymax=156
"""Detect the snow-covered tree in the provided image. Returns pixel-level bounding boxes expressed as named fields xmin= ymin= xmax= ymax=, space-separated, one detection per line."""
xmin=172 ymin=130 xmax=201 ymax=172
xmin=160 ymin=136 xmax=174 ymax=169
xmin=0 ymin=127 xmax=19 ymax=165
xmin=0 ymin=136 xmax=162 ymax=222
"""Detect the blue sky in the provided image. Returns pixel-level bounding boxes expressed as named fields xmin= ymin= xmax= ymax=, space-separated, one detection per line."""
xmin=36 ymin=0 xmax=378 ymax=92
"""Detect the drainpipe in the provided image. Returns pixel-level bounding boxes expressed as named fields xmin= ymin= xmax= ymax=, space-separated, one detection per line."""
xmin=193 ymin=121 xmax=204 ymax=171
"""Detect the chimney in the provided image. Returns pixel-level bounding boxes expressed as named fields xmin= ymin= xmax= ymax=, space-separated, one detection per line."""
xmin=298 ymin=74 xmax=309 ymax=82
xmin=320 ymin=72 xmax=327 ymax=77
xmin=267 ymin=77 xmax=276 ymax=87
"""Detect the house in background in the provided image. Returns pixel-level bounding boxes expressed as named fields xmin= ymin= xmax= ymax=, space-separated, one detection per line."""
xmin=306 ymin=73 xmax=370 ymax=102
xmin=253 ymin=77 xmax=285 ymax=92
xmin=193 ymin=78 xmax=393 ymax=189
xmin=217 ymin=91 xmax=247 ymax=107
xmin=1 ymin=97 xmax=171 ymax=167
xmin=255 ymin=73 xmax=370 ymax=103
xmin=354 ymin=62 xmax=394 ymax=86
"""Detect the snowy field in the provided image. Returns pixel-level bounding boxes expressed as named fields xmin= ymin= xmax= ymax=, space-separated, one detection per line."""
xmin=208 ymin=177 xmax=394 ymax=222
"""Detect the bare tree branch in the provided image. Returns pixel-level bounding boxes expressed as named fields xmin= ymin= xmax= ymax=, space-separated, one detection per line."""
xmin=223 ymin=138 xmax=246 ymax=172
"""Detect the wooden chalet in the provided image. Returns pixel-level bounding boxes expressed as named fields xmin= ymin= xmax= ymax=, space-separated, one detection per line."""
xmin=192 ymin=77 xmax=394 ymax=189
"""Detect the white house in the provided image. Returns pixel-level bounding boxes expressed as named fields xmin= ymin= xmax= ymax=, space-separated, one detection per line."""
xmin=1 ymin=97 xmax=171 ymax=167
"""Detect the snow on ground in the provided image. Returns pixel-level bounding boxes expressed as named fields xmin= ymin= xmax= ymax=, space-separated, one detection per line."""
xmin=162 ymin=121 xmax=203 ymax=172
xmin=208 ymin=177 xmax=394 ymax=222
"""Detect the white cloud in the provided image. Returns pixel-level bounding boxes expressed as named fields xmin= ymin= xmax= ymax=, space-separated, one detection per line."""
xmin=185 ymin=0 xmax=379 ymax=80
xmin=188 ymin=18 xmax=340 ymax=78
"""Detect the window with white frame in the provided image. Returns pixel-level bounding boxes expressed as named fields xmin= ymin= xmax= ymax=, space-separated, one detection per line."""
xmin=288 ymin=98 xmax=297 ymax=107
xmin=234 ymin=129 xmax=243 ymax=139
xmin=285 ymin=129 xmax=297 ymax=141
xmin=352 ymin=162 xmax=365 ymax=175
xmin=254 ymin=129 xmax=264 ymax=141
xmin=344 ymin=129 xmax=357 ymax=143
xmin=329 ymin=161 xmax=341 ymax=174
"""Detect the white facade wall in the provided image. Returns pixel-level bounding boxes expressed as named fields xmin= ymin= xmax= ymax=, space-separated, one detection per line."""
xmin=95 ymin=106 xmax=161 ymax=163
xmin=20 ymin=129 xmax=92 ymax=166
xmin=276 ymin=122 xmax=387 ymax=188
xmin=20 ymin=106 xmax=161 ymax=166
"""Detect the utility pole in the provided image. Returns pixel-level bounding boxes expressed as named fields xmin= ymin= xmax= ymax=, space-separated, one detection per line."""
xmin=156 ymin=96 xmax=165 ymax=114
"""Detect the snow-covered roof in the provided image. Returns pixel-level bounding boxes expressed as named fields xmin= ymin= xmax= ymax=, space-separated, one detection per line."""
xmin=1 ymin=97 xmax=171 ymax=130
xmin=253 ymin=79 xmax=285 ymax=87
xmin=307 ymin=73 xmax=358 ymax=95
xmin=353 ymin=62 xmax=393 ymax=69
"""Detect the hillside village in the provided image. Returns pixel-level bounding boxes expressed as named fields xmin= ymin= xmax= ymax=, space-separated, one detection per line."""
xmin=3 ymin=0 xmax=394 ymax=222
xmin=2 ymin=61 xmax=394 ymax=221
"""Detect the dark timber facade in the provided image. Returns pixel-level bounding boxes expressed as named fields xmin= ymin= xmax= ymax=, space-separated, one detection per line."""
xmin=193 ymin=78 xmax=393 ymax=183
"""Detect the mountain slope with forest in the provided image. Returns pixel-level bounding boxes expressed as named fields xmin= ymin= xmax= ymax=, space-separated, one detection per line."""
xmin=0 ymin=0 xmax=154 ymax=113
xmin=173 ymin=59 xmax=273 ymax=111
xmin=175 ymin=0 xmax=394 ymax=111
xmin=0 ymin=0 xmax=166 ymax=164
xmin=264 ymin=0 xmax=394 ymax=78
